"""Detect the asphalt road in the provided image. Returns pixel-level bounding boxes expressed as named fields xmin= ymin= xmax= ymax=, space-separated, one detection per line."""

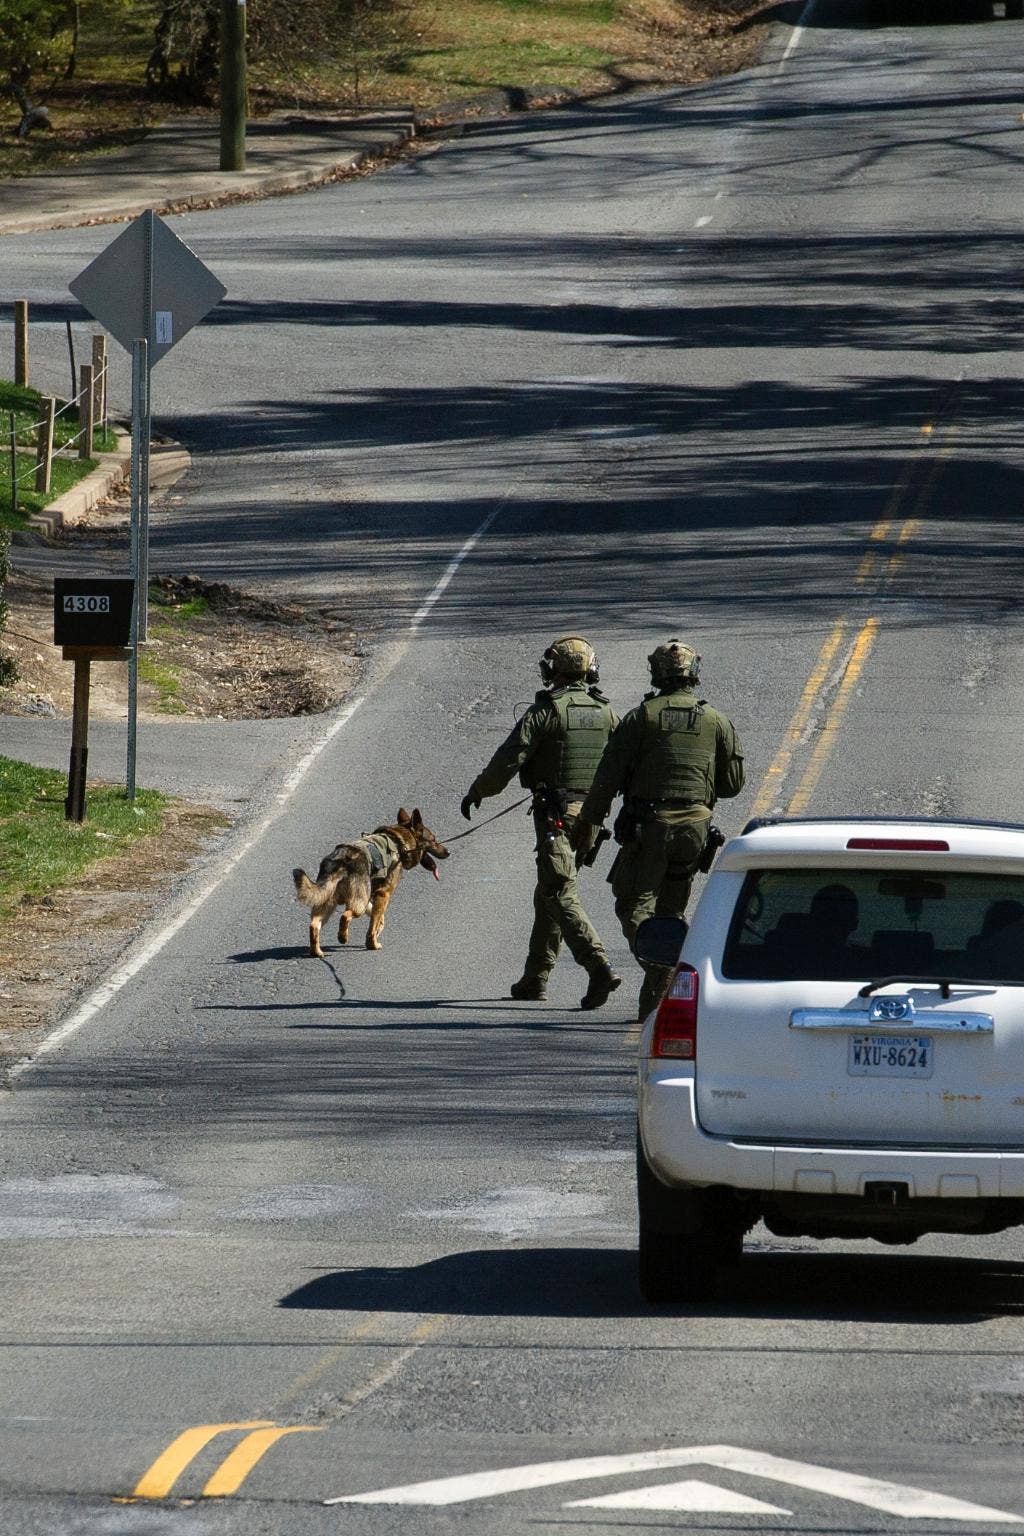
xmin=4 ymin=1 xmax=1024 ymax=1531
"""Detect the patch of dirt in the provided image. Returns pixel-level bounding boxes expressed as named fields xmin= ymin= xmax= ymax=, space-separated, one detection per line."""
xmin=0 ymin=802 xmax=231 ymax=1074
xmin=0 ymin=565 xmax=367 ymax=723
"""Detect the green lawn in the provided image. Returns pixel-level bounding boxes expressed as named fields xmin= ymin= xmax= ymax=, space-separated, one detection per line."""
xmin=1 ymin=0 xmax=699 ymax=150
xmin=0 ymin=379 xmax=118 ymax=532
xmin=0 ymin=755 xmax=166 ymax=919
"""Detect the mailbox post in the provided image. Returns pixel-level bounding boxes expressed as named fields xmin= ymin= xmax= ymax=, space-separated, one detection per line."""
xmin=54 ymin=578 xmax=134 ymax=822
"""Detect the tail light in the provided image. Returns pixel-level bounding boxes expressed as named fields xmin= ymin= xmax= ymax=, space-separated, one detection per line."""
xmin=651 ymin=964 xmax=699 ymax=1059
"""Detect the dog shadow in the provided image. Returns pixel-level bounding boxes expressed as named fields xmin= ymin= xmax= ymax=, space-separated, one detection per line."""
xmin=229 ymin=947 xmax=309 ymax=963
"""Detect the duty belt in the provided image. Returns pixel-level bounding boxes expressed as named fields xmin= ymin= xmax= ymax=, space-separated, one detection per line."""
xmin=652 ymin=798 xmax=705 ymax=809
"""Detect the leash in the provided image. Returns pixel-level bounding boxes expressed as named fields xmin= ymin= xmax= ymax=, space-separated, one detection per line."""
xmin=441 ymin=793 xmax=533 ymax=844
xmin=318 ymin=953 xmax=346 ymax=999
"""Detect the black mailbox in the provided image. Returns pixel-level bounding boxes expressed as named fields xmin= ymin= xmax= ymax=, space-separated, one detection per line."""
xmin=54 ymin=577 xmax=135 ymax=650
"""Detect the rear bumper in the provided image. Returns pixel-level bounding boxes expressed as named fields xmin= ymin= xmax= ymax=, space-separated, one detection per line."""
xmin=639 ymin=1066 xmax=1024 ymax=1198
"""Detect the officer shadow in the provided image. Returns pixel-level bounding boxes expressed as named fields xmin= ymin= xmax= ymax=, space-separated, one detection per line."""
xmin=279 ymin=1246 xmax=1024 ymax=1321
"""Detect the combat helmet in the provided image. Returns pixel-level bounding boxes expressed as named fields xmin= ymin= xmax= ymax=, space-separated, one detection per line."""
xmin=648 ymin=638 xmax=700 ymax=689
xmin=540 ymin=634 xmax=599 ymax=685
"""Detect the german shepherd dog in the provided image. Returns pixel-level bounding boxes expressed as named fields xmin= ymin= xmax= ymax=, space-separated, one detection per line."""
xmin=293 ymin=808 xmax=449 ymax=958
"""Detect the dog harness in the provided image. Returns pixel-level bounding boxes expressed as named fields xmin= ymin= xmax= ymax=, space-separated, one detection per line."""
xmin=357 ymin=831 xmax=401 ymax=881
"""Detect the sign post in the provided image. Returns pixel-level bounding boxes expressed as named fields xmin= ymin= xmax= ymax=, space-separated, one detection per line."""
xmin=69 ymin=213 xmax=225 ymax=800
xmin=53 ymin=579 xmax=134 ymax=821
xmin=127 ymin=338 xmax=148 ymax=799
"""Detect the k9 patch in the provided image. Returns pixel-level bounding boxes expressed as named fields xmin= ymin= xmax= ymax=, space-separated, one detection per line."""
xmin=567 ymin=705 xmax=603 ymax=730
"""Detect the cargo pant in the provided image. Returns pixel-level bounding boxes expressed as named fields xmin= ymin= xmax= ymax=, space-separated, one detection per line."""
xmin=611 ymin=814 xmax=709 ymax=1019
xmin=524 ymin=808 xmax=611 ymax=982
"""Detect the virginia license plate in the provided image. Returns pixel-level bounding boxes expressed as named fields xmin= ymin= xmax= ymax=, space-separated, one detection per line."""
xmin=848 ymin=1034 xmax=934 ymax=1078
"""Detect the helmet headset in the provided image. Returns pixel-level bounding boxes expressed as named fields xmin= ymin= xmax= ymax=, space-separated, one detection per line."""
xmin=539 ymin=635 xmax=600 ymax=686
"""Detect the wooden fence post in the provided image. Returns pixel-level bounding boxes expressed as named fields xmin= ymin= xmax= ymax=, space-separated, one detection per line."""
xmin=35 ymin=396 xmax=55 ymax=494
xmin=14 ymin=300 xmax=28 ymax=388
xmin=91 ymin=334 xmax=107 ymax=432
xmin=78 ymin=364 xmax=94 ymax=459
xmin=66 ymin=657 xmax=91 ymax=822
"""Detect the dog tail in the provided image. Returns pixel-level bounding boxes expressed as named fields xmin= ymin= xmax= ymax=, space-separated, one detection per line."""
xmin=293 ymin=868 xmax=321 ymax=907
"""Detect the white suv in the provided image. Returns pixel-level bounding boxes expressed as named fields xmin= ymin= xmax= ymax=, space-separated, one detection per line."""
xmin=636 ymin=817 xmax=1024 ymax=1303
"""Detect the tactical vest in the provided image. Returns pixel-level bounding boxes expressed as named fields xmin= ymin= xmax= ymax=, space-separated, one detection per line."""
xmin=519 ymin=686 xmax=614 ymax=793
xmin=626 ymin=691 xmax=719 ymax=805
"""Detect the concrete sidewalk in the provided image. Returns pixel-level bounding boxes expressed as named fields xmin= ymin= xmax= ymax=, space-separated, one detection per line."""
xmin=0 ymin=110 xmax=418 ymax=236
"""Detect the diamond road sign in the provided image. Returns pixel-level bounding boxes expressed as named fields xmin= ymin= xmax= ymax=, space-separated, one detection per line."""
xmin=69 ymin=210 xmax=225 ymax=366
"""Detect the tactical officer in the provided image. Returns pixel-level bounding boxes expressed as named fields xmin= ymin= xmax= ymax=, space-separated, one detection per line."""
xmin=570 ymin=640 xmax=744 ymax=1019
xmin=461 ymin=635 xmax=623 ymax=1010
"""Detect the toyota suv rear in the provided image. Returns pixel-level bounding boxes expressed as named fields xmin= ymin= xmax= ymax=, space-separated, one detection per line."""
xmin=636 ymin=817 xmax=1024 ymax=1302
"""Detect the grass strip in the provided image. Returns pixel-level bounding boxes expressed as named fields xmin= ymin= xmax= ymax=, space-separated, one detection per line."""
xmin=0 ymin=755 xmax=166 ymax=919
xmin=0 ymin=378 xmax=119 ymax=532
xmin=137 ymin=650 xmax=185 ymax=713
xmin=139 ymin=585 xmax=212 ymax=714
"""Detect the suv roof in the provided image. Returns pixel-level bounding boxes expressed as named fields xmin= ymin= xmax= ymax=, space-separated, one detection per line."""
xmin=720 ymin=816 xmax=1024 ymax=873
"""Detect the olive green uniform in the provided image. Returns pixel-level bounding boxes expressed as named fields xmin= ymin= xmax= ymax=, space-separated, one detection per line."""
xmin=579 ymin=688 xmax=745 ymax=1016
xmin=467 ymin=684 xmax=618 ymax=985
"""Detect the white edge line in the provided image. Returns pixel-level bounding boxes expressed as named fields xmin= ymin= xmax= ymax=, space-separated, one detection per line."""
xmin=776 ymin=0 xmax=820 ymax=73
xmin=9 ymin=694 xmax=366 ymax=1080
xmin=9 ymin=508 xmax=501 ymax=1082
xmin=777 ymin=22 xmax=805 ymax=68
xmin=411 ymin=508 xmax=499 ymax=630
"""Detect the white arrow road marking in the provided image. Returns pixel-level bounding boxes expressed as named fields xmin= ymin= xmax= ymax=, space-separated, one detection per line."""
xmin=324 ymin=1443 xmax=1024 ymax=1522
xmin=568 ymin=1478 xmax=791 ymax=1514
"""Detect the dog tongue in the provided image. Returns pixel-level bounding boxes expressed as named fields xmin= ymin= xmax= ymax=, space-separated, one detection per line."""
xmin=422 ymin=852 xmax=440 ymax=882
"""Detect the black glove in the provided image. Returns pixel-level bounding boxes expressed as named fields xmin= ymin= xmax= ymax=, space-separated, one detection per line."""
xmin=461 ymin=790 xmax=481 ymax=821
xmin=569 ymin=817 xmax=598 ymax=855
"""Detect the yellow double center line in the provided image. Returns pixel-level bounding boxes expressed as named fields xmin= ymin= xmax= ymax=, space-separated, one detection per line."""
xmin=627 ymin=417 xmax=957 ymax=1046
xmin=127 ymin=1313 xmax=445 ymax=1501
xmin=131 ymin=1420 xmax=320 ymax=1500
xmin=751 ymin=421 xmax=958 ymax=821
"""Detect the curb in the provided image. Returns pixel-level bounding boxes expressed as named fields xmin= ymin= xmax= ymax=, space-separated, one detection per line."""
xmin=0 ymin=123 xmax=417 ymax=237
xmin=416 ymin=83 xmax=584 ymax=129
xmin=21 ymin=433 xmax=191 ymax=539
xmin=0 ymin=86 xmax=595 ymax=236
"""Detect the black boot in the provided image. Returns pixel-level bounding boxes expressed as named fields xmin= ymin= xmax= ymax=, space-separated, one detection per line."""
xmin=580 ymin=966 xmax=622 ymax=1011
xmin=509 ymin=975 xmax=547 ymax=1001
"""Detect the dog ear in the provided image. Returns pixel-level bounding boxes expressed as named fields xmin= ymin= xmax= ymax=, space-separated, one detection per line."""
xmin=411 ymin=808 xmax=423 ymax=828
xmin=397 ymin=808 xmax=412 ymax=825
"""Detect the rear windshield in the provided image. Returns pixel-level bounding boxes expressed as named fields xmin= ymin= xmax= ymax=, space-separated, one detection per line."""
xmin=722 ymin=868 xmax=1024 ymax=983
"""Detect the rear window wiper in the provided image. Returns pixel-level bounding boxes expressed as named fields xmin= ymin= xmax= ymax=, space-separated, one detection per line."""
xmin=858 ymin=976 xmax=978 ymax=1000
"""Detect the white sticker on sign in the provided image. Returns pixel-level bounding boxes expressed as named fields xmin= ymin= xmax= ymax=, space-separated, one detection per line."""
xmin=155 ymin=311 xmax=173 ymax=344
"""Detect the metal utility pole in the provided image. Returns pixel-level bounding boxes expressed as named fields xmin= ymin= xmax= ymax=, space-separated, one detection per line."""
xmin=220 ymin=0 xmax=247 ymax=171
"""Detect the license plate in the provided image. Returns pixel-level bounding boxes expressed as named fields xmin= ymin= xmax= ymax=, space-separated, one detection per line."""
xmin=848 ymin=1034 xmax=934 ymax=1079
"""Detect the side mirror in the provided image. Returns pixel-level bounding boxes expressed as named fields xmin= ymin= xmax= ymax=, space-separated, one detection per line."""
xmin=634 ymin=916 xmax=688 ymax=969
